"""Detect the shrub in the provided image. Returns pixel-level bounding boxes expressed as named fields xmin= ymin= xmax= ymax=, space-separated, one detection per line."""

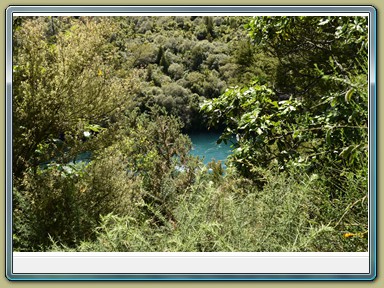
xmin=168 ymin=63 xmax=184 ymax=80
xmin=49 ymin=163 xmax=367 ymax=252
xmin=13 ymin=17 xmax=138 ymax=177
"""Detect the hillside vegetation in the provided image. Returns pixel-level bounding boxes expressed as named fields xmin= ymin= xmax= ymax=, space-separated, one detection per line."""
xmin=13 ymin=16 xmax=368 ymax=252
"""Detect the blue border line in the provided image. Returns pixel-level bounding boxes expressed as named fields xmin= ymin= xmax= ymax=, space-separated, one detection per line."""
xmin=370 ymin=5 xmax=377 ymax=281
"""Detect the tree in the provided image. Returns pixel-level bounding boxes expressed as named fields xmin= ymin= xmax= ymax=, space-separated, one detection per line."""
xmin=107 ymin=108 xmax=199 ymax=225
xmin=202 ymin=16 xmax=368 ymax=184
xmin=12 ymin=17 xmax=138 ymax=177
xmin=246 ymin=16 xmax=368 ymax=104
xmin=201 ymin=16 xmax=369 ymax=246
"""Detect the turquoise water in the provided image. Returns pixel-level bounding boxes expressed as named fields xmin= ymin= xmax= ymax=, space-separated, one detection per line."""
xmin=189 ymin=132 xmax=235 ymax=166
xmin=41 ymin=134 xmax=234 ymax=170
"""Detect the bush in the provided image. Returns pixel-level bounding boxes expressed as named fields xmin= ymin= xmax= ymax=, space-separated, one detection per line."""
xmin=49 ymin=163 xmax=367 ymax=252
xmin=13 ymin=17 xmax=138 ymax=177
xmin=168 ymin=63 xmax=184 ymax=80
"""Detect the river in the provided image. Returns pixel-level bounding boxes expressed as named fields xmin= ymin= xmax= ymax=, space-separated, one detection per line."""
xmin=189 ymin=132 xmax=235 ymax=166
xmin=52 ymin=133 xmax=235 ymax=169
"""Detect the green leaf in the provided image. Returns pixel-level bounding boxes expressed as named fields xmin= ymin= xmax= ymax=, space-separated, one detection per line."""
xmin=85 ymin=124 xmax=103 ymax=132
xmin=325 ymin=129 xmax=331 ymax=145
xmin=345 ymin=88 xmax=354 ymax=104
xmin=339 ymin=145 xmax=354 ymax=159
xmin=292 ymin=130 xmax=300 ymax=139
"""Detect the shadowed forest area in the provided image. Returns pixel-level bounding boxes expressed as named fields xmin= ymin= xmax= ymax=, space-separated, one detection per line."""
xmin=12 ymin=16 xmax=368 ymax=252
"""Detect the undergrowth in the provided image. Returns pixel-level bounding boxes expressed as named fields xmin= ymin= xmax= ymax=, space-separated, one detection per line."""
xmin=48 ymin=162 xmax=368 ymax=252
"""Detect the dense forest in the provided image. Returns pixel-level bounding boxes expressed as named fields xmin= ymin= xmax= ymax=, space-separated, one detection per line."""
xmin=12 ymin=16 xmax=368 ymax=252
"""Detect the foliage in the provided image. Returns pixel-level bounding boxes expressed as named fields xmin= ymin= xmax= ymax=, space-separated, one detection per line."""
xmin=105 ymin=16 xmax=273 ymax=131
xmin=13 ymin=17 xmax=139 ymax=177
xmin=14 ymin=107 xmax=200 ymax=251
xmin=201 ymin=77 xmax=367 ymax=182
xmin=12 ymin=16 xmax=139 ymax=250
xmin=13 ymin=16 xmax=368 ymax=253
xmin=200 ymin=15 xmax=368 ymax=250
xmin=202 ymin=16 xmax=368 ymax=181
xmin=49 ymin=165 xmax=367 ymax=252
xmin=246 ymin=16 xmax=368 ymax=101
